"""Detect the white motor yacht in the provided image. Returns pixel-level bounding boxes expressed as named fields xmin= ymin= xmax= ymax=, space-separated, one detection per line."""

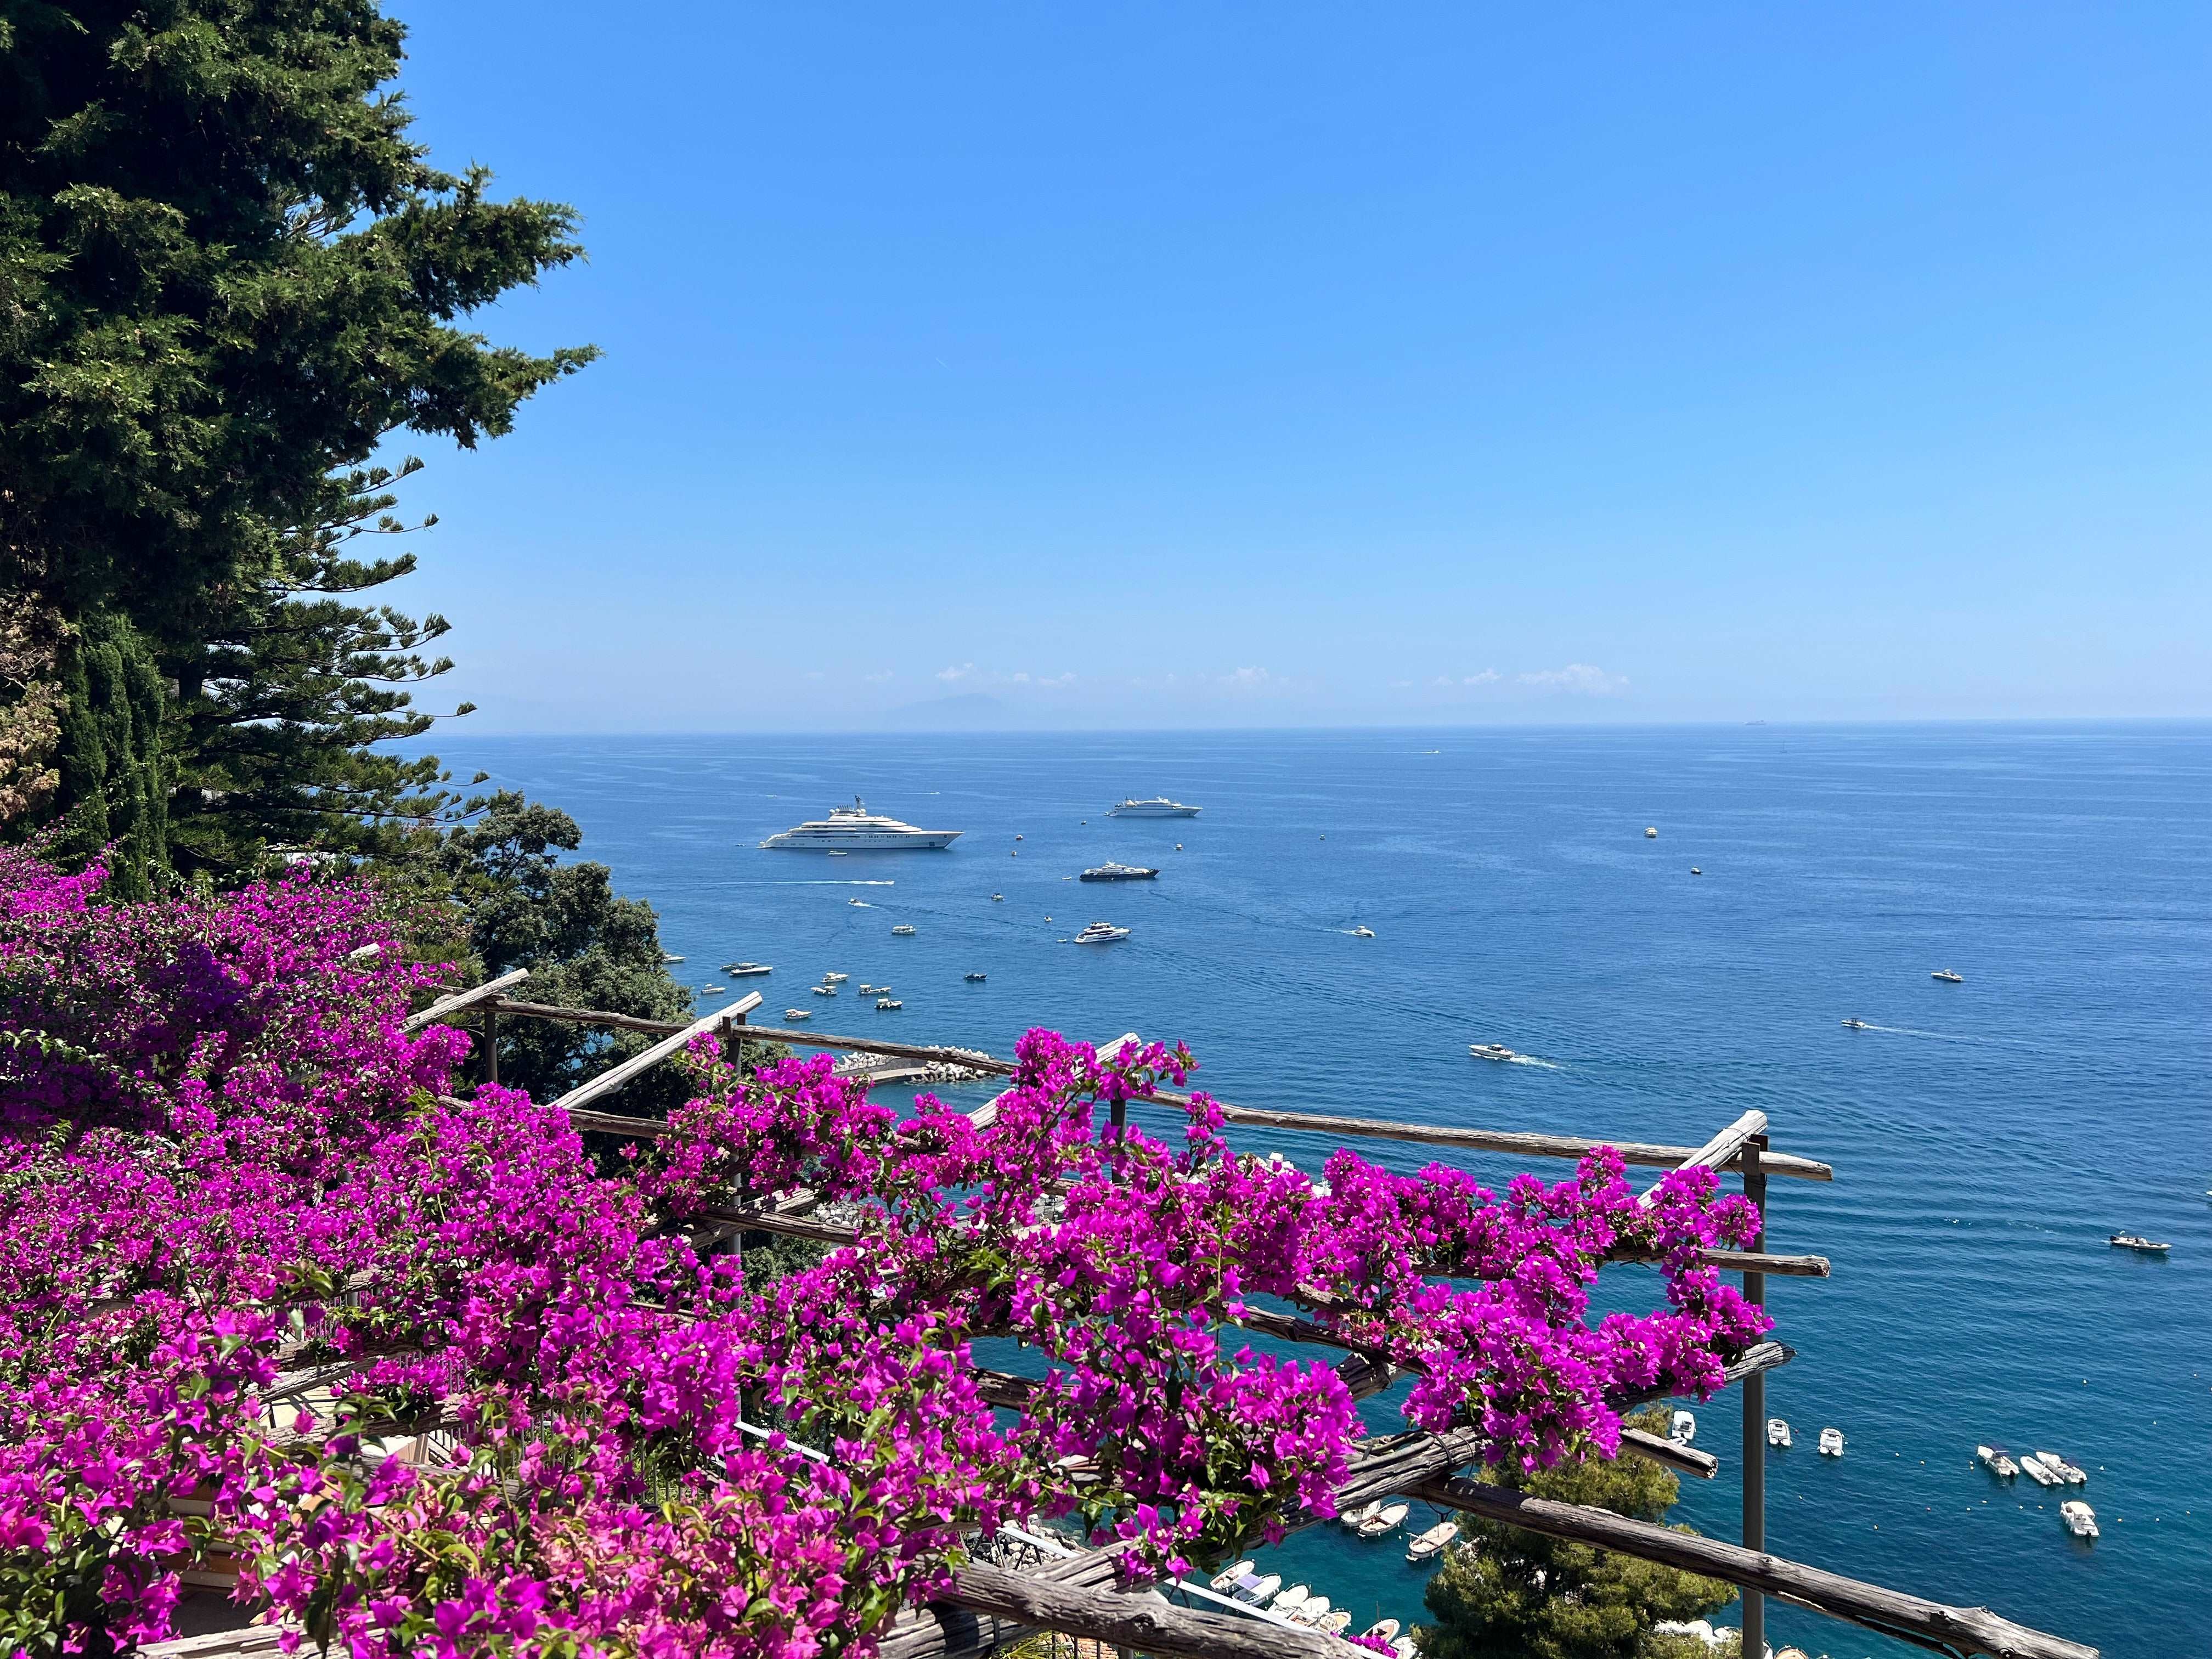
xmin=1080 ymin=861 xmax=1160 ymax=881
xmin=1977 ymin=1444 xmax=2019 ymax=1478
xmin=723 ymin=961 xmax=772 ymax=976
xmin=1208 ymin=1560 xmax=1256 ymax=1594
xmin=1406 ymin=1520 xmax=1459 ymax=1561
xmin=991 ymin=893 xmax=1004 ymax=901
xmin=1073 ymin=921 xmax=1130 ymax=944
xmin=1469 ymin=1043 xmax=1517 ymax=1062
xmin=1355 ymin=1502 xmax=1410 ymax=1538
xmin=1767 ymin=1418 xmax=1792 ymax=1448
xmin=1931 ymin=968 xmax=1965 ymax=983
xmin=891 ymin=924 xmax=916 ymax=935
xmin=2060 ymin=1500 xmax=2099 ymax=1538
xmin=662 ymin=952 xmax=684 ymax=963
xmin=760 ymin=798 xmax=961 ymax=851
xmin=782 ymin=1008 xmax=811 ymax=1022
xmin=1818 ymin=1427 xmax=1846 ymax=1457
xmin=1107 ymin=797 xmax=1200 ymax=817
xmin=822 ymin=971 xmax=848 ymax=983
xmin=1669 ymin=1409 xmax=1696 ymax=1444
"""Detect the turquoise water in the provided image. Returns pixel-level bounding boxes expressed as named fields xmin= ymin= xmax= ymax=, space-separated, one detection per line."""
xmin=431 ymin=724 xmax=2211 ymax=1659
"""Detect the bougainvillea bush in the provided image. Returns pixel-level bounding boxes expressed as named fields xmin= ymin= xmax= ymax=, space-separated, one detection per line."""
xmin=0 ymin=849 xmax=1767 ymax=1657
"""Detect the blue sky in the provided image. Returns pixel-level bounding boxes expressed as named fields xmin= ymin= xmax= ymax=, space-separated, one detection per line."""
xmin=387 ymin=3 xmax=2212 ymax=730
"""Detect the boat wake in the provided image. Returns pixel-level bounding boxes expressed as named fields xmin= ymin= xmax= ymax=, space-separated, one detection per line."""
xmin=770 ymin=879 xmax=896 ymax=887
xmin=1849 ymin=1023 xmax=2023 ymax=1047
xmin=1508 ymin=1054 xmax=1564 ymax=1069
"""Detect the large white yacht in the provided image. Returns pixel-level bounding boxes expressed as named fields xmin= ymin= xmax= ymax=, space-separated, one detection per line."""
xmin=1107 ymin=797 xmax=1200 ymax=817
xmin=759 ymin=798 xmax=961 ymax=851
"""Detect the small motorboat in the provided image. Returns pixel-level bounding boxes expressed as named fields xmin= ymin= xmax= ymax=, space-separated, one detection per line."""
xmin=1841 ymin=1018 xmax=1870 ymax=1029
xmin=1361 ymin=1621 xmax=1402 ymax=1644
xmin=2019 ymin=1452 xmax=2063 ymax=1487
xmin=2034 ymin=1450 xmax=2088 ymax=1485
xmin=723 ymin=961 xmax=772 ymax=976
xmin=991 ymin=893 xmax=1004 ymax=901
xmin=1271 ymin=1585 xmax=1312 ymax=1617
xmin=964 ymin=972 xmax=987 ymax=982
xmin=1645 ymin=826 xmax=1658 ymax=838
xmin=1340 ymin=1500 xmax=1382 ymax=1530
xmin=1669 ymin=1409 xmax=1696 ymax=1444
xmin=858 ymin=984 xmax=877 ymax=994
xmin=1977 ymin=1444 xmax=2019 ymax=1479
xmin=891 ymin=924 xmax=916 ymax=936
xmin=1469 ymin=1043 xmax=1517 ymax=1062
xmin=2109 ymin=1233 xmax=2171 ymax=1253
xmin=1406 ymin=1520 xmax=1459 ymax=1561
xmin=1355 ymin=1502 xmax=1410 ymax=1538
xmin=810 ymin=984 xmax=837 ymax=997
xmin=1233 ymin=1572 xmax=1282 ymax=1606
xmin=1209 ymin=1560 xmax=1256 ymax=1594
xmin=823 ymin=971 xmax=848 ymax=982
xmin=876 ymin=997 xmax=902 ymax=1011
xmin=1818 ymin=1427 xmax=1845 ymax=1457
xmin=827 ymin=850 xmax=848 ymax=856
xmin=1767 ymin=1418 xmax=1792 ymax=1448
xmin=1286 ymin=1595 xmax=1331 ymax=1628
xmin=661 ymin=952 xmax=685 ymax=963
xmin=1014 ymin=833 xmax=1023 ymax=841
xmin=2059 ymin=1499 xmax=2099 ymax=1539
xmin=701 ymin=985 xmax=725 ymax=995
xmin=1931 ymin=968 xmax=1964 ymax=983
xmin=848 ymin=898 xmax=868 ymax=907
xmin=1351 ymin=926 xmax=1376 ymax=938
xmin=782 ymin=1008 xmax=811 ymax=1022
xmin=1317 ymin=1610 xmax=1353 ymax=1635
xmin=1689 ymin=866 xmax=1703 ymax=875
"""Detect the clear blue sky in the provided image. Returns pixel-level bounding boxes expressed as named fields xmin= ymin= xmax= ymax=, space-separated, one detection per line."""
xmin=387 ymin=3 xmax=2212 ymax=730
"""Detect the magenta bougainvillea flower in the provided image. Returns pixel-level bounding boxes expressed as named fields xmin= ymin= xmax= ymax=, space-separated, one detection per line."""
xmin=0 ymin=849 xmax=1765 ymax=1656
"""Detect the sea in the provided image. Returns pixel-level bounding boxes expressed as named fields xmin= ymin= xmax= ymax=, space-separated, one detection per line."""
xmin=426 ymin=723 xmax=2211 ymax=1659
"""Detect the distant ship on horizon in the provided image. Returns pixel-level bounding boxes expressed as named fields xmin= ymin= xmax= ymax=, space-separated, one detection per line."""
xmin=1107 ymin=797 xmax=1200 ymax=818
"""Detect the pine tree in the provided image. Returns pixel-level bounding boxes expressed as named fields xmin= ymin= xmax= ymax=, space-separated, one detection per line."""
xmin=1418 ymin=1408 xmax=1739 ymax=1659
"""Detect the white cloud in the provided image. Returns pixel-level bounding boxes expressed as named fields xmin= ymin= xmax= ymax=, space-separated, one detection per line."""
xmin=936 ymin=663 xmax=975 ymax=682
xmin=1519 ymin=663 xmax=1628 ymax=695
xmin=1220 ymin=666 xmax=1272 ymax=689
xmin=1464 ymin=669 xmax=1500 ymax=685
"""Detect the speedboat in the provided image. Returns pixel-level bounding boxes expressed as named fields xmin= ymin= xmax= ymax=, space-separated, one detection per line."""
xmin=723 ymin=961 xmax=772 ymax=976
xmin=1351 ymin=926 xmax=1376 ymax=938
xmin=1406 ymin=1520 xmax=1459 ymax=1561
xmin=1818 ymin=1427 xmax=1845 ymax=1457
xmin=875 ymin=997 xmax=902 ymax=1011
xmin=1355 ymin=1502 xmax=1410 ymax=1538
xmin=1079 ymin=861 xmax=1159 ymax=881
xmin=1977 ymin=1444 xmax=2019 ymax=1478
xmin=702 ymin=985 xmax=725 ymax=995
xmin=1073 ymin=921 xmax=1130 ymax=944
xmin=848 ymin=898 xmax=868 ymax=907
xmin=782 ymin=1008 xmax=811 ymax=1022
xmin=1232 ymin=1572 xmax=1281 ymax=1606
xmin=810 ymin=984 xmax=836 ymax=997
xmin=891 ymin=924 xmax=916 ymax=936
xmin=1669 ymin=1410 xmax=1696 ymax=1444
xmin=1468 ymin=1043 xmax=1517 ymax=1062
xmin=1841 ymin=1018 xmax=1870 ymax=1029
xmin=2060 ymin=1500 xmax=2099 ymax=1538
xmin=2034 ymin=1451 xmax=2088 ymax=1485
xmin=1361 ymin=1621 xmax=1402 ymax=1644
xmin=823 ymin=972 xmax=848 ymax=983
xmin=2019 ymin=1452 xmax=2063 ymax=1487
xmin=1272 ymin=1585 xmax=1312 ymax=1617
xmin=662 ymin=952 xmax=684 ymax=963
xmin=1107 ymin=797 xmax=1200 ymax=817
xmin=1209 ymin=1560 xmax=1255 ymax=1593
xmin=964 ymin=972 xmax=987 ymax=982
xmin=1767 ymin=1418 xmax=1792 ymax=1448
xmin=1931 ymin=969 xmax=1964 ymax=983
xmin=2109 ymin=1233 xmax=2171 ymax=1252
xmin=760 ymin=798 xmax=961 ymax=850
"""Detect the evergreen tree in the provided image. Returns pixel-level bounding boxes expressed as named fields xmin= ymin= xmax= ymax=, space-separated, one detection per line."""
xmin=1418 ymin=1408 xmax=1738 ymax=1659
xmin=0 ymin=0 xmax=595 ymax=876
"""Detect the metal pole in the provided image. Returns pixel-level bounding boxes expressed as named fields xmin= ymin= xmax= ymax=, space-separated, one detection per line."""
xmin=483 ymin=1005 xmax=499 ymax=1086
xmin=1741 ymin=1134 xmax=1768 ymax=1659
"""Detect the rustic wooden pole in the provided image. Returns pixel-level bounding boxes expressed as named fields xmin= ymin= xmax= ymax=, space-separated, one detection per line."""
xmin=1741 ymin=1132 xmax=1768 ymax=1659
xmin=483 ymin=1004 xmax=499 ymax=1086
xmin=550 ymin=993 xmax=763 ymax=1114
xmin=402 ymin=967 xmax=531 ymax=1034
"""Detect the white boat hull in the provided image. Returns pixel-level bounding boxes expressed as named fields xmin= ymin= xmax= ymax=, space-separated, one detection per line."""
xmin=1107 ymin=803 xmax=1200 ymax=817
xmin=761 ymin=831 xmax=961 ymax=849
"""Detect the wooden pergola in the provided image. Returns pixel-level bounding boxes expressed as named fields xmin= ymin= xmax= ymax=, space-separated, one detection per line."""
xmin=148 ymin=977 xmax=2095 ymax=1659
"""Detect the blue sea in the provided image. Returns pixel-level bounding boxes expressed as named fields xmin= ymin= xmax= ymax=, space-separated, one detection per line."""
xmin=429 ymin=724 xmax=2211 ymax=1659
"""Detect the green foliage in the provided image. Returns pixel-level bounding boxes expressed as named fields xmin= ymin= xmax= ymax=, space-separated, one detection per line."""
xmin=49 ymin=610 xmax=166 ymax=897
xmin=417 ymin=791 xmax=697 ymax=1110
xmin=1 ymin=0 xmax=595 ymax=876
xmin=1418 ymin=1407 xmax=1737 ymax=1659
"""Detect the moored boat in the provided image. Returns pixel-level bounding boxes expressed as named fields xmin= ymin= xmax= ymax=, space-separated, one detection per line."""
xmin=2034 ymin=1449 xmax=2088 ymax=1485
xmin=782 ymin=1008 xmax=811 ymax=1022
xmin=723 ymin=961 xmax=772 ymax=976
xmin=2019 ymin=1452 xmax=2063 ymax=1487
xmin=1355 ymin=1502 xmax=1410 ymax=1538
xmin=2109 ymin=1233 xmax=2171 ymax=1253
xmin=875 ymin=997 xmax=902 ymax=1011
xmin=1232 ymin=1571 xmax=1281 ymax=1606
xmin=1073 ymin=921 xmax=1130 ymax=944
xmin=1107 ymin=797 xmax=1200 ymax=817
xmin=1931 ymin=968 xmax=1964 ymax=983
xmin=1340 ymin=1500 xmax=1382 ymax=1531
xmin=1271 ymin=1585 xmax=1311 ymax=1617
xmin=1669 ymin=1409 xmax=1696 ymax=1444
xmin=1207 ymin=1560 xmax=1255 ymax=1594
xmin=891 ymin=924 xmax=916 ymax=935
xmin=1079 ymin=861 xmax=1159 ymax=881
xmin=1406 ymin=1520 xmax=1459 ymax=1561
xmin=964 ymin=972 xmax=987 ymax=981
xmin=1818 ymin=1427 xmax=1845 ymax=1457
xmin=2060 ymin=1499 xmax=2099 ymax=1538
xmin=1977 ymin=1444 xmax=2019 ymax=1478
xmin=1767 ymin=1418 xmax=1792 ymax=1448
xmin=1361 ymin=1620 xmax=1402 ymax=1644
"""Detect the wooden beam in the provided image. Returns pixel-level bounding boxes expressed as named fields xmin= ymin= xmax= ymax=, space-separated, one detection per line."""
xmin=938 ymin=1560 xmax=1365 ymax=1659
xmin=550 ymin=994 xmax=762 ymax=1115
xmin=1406 ymin=1476 xmax=2096 ymax=1659
xmin=1640 ymin=1109 xmax=1766 ymax=1206
xmin=492 ymin=996 xmax=696 ymax=1037
xmin=403 ymin=968 xmax=530 ymax=1034
xmin=1620 ymin=1426 xmax=1718 ymax=1479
